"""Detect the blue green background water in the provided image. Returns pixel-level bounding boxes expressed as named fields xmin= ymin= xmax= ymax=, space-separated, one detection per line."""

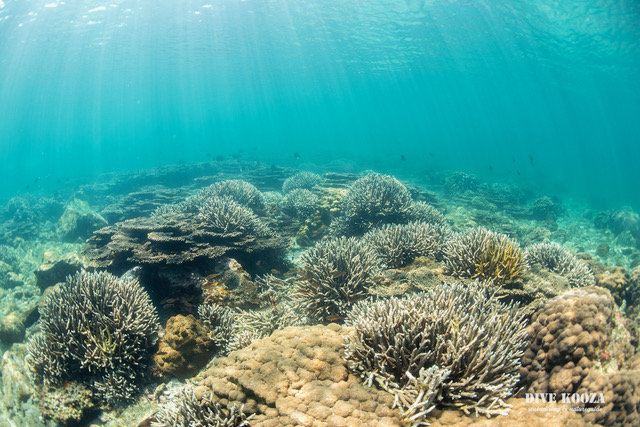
xmin=1 ymin=0 xmax=639 ymax=210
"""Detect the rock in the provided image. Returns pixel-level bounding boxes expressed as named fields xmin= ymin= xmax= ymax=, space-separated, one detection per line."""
xmin=0 ymin=312 xmax=25 ymax=344
xmin=57 ymin=199 xmax=108 ymax=242
xmin=34 ymin=250 xmax=83 ymax=291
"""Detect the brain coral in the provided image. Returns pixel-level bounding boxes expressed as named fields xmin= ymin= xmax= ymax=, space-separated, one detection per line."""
xmin=196 ymin=324 xmax=402 ymax=426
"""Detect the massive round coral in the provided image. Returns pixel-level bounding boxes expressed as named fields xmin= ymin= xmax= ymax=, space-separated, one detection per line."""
xmin=292 ymin=237 xmax=382 ymax=321
xmin=282 ymin=171 xmax=323 ymax=194
xmin=26 ymin=271 xmax=160 ymax=404
xmin=343 ymin=283 xmax=527 ymax=422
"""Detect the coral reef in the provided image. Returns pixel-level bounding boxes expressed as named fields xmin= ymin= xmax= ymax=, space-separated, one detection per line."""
xmin=443 ymin=227 xmax=526 ymax=284
xmin=282 ymin=171 xmax=323 ymax=194
xmin=520 ymin=287 xmax=639 ymax=426
xmin=292 ymin=237 xmax=382 ymax=321
xmin=525 ymin=242 xmax=595 ymax=287
xmin=25 ymin=271 xmax=160 ymax=405
xmin=332 ymin=173 xmax=413 ymax=236
xmin=363 ymin=221 xmax=448 ymax=268
xmin=197 ymin=324 xmax=402 ymax=426
xmin=152 ymin=315 xmax=216 ymax=380
xmin=279 ymin=188 xmax=319 ymax=218
xmin=152 ymin=385 xmax=253 ymax=427
xmin=343 ymin=283 xmax=527 ymax=422
xmin=198 ymin=304 xmax=237 ymax=353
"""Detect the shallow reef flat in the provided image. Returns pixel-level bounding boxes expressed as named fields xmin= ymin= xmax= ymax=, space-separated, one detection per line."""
xmin=0 ymin=160 xmax=639 ymax=426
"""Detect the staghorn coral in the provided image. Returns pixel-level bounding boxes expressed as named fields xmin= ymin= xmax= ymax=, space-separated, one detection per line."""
xmin=363 ymin=221 xmax=448 ymax=268
xmin=279 ymin=188 xmax=319 ymax=218
xmin=197 ymin=324 xmax=402 ymax=426
xmin=155 ymin=179 xmax=266 ymax=216
xmin=152 ymin=384 xmax=253 ymax=427
xmin=525 ymin=242 xmax=595 ymax=287
xmin=343 ymin=283 xmax=528 ymax=423
xmin=406 ymin=201 xmax=447 ymax=227
xmin=292 ymin=237 xmax=382 ymax=321
xmin=520 ymin=287 xmax=639 ymax=426
xmin=198 ymin=303 xmax=307 ymax=354
xmin=198 ymin=304 xmax=237 ymax=352
xmin=332 ymin=173 xmax=414 ymax=236
xmin=198 ymin=196 xmax=273 ymax=238
xmin=26 ymin=271 xmax=159 ymax=404
xmin=282 ymin=171 xmax=323 ymax=194
xmin=443 ymin=227 xmax=526 ymax=284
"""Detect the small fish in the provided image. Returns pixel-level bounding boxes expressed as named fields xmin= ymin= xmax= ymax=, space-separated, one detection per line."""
xmin=517 ymin=170 xmax=521 ymax=176
xmin=34 ymin=176 xmax=40 ymax=183
xmin=271 ymin=269 xmax=281 ymax=275
xmin=489 ymin=165 xmax=493 ymax=172
xmin=206 ymin=273 xmax=220 ymax=280
xmin=325 ymin=315 xmax=344 ymax=322
xmin=400 ymin=154 xmax=406 ymax=161
xmin=162 ymin=298 xmax=179 ymax=304
xmin=215 ymin=155 xmax=225 ymax=161
xmin=529 ymin=154 xmax=534 ymax=166
xmin=284 ymin=270 xmax=297 ymax=277
xmin=256 ymin=260 xmax=261 ymax=266
xmin=331 ymin=271 xmax=346 ymax=278
xmin=294 ymin=152 xmax=301 ymax=160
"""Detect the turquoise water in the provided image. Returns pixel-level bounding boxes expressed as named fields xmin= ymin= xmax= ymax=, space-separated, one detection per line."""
xmin=1 ymin=0 xmax=639 ymax=209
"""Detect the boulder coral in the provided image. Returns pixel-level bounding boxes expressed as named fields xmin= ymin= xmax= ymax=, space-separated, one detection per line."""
xmin=196 ymin=324 xmax=402 ymax=426
xmin=520 ymin=286 xmax=639 ymax=426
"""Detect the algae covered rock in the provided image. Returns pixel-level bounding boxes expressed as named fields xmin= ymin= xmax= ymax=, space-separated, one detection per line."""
xmin=57 ymin=198 xmax=107 ymax=242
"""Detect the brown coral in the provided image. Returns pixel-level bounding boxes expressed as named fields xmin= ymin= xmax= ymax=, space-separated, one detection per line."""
xmin=196 ymin=324 xmax=402 ymax=426
xmin=520 ymin=286 xmax=639 ymax=426
xmin=153 ymin=315 xmax=216 ymax=380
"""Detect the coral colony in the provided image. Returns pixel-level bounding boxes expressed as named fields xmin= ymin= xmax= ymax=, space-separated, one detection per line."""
xmin=3 ymin=168 xmax=637 ymax=426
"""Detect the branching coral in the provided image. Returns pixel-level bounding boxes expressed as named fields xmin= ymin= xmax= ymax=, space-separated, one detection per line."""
xmin=407 ymin=201 xmax=447 ymax=227
xmin=331 ymin=173 xmax=414 ymax=236
xmin=154 ymin=179 xmax=265 ymax=216
xmin=363 ymin=221 xmax=448 ymax=268
xmin=152 ymin=385 xmax=253 ymax=427
xmin=197 ymin=304 xmax=237 ymax=351
xmin=443 ymin=227 xmax=526 ymax=284
xmin=282 ymin=171 xmax=323 ymax=194
xmin=25 ymin=271 xmax=159 ymax=404
xmin=198 ymin=196 xmax=273 ymax=237
xmin=280 ymin=188 xmax=319 ymax=218
xmin=343 ymin=283 xmax=528 ymax=423
xmin=292 ymin=237 xmax=382 ymax=321
xmin=524 ymin=242 xmax=595 ymax=287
